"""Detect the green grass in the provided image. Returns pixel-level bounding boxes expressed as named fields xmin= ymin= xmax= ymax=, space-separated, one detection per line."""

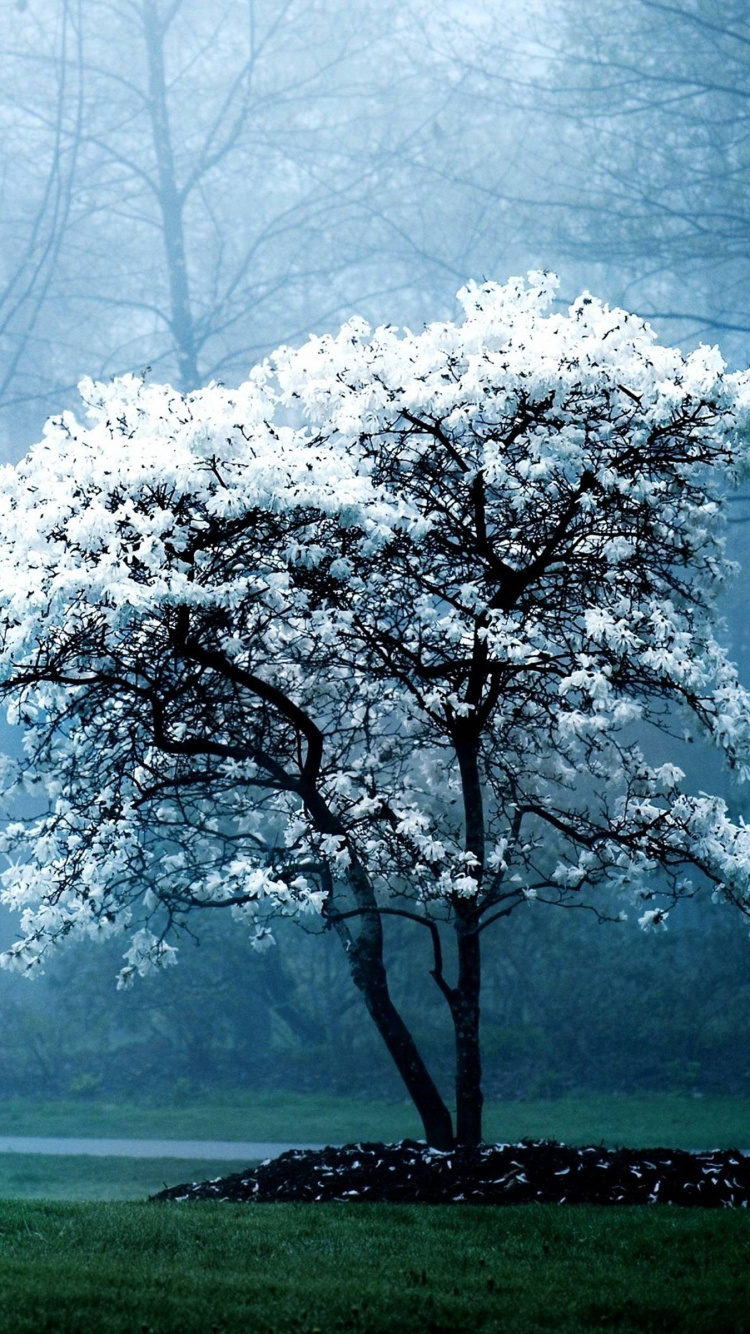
xmin=0 ymin=1099 xmax=745 ymax=1331
xmin=0 ymin=1091 xmax=746 ymax=1149
xmin=0 ymin=1199 xmax=747 ymax=1333
xmin=0 ymin=1154 xmax=251 ymax=1202
xmin=484 ymin=1095 xmax=750 ymax=1150
xmin=0 ymin=1093 xmax=745 ymax=1205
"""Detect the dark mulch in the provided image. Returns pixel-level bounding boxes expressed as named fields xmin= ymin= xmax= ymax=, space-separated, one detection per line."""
xmin=151 ymin=1138 xmax=750 ymax=1207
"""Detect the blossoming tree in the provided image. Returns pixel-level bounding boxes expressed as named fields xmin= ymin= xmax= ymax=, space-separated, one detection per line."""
xmin=1 ymin=274 xmax=750 ymax=1148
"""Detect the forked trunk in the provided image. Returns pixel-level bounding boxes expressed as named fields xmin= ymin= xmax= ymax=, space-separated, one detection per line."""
xmin=325 ymin=845 xmax=456 ymax=1150
xmin=348 ymin=938 xmax=455 ymax=1151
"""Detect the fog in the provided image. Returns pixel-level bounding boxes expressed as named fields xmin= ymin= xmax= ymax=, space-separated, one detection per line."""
xmin=1 ymin=0 xmax=749 ymax=1112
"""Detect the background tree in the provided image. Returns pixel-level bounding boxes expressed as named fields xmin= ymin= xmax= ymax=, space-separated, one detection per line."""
xmin=531 ymin=0 xmax=750 ymax=353
xmin=0 ymin=0 xmax=513 ymax=451
xmin=5 ymin=2 xmax=750 ymax=439
xmin=62 ymin=0 xmax=417 ymax=392
xmin=0 ymin=0 xmax=84 ymax=450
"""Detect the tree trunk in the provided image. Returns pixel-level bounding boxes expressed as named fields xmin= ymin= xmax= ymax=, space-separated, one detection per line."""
xmin=452 ymin=736 xmax=486 ymax=1147
xmin=303 ymin=753 xmax=455 ymax=1149
xmin=452 ymin=918 xmax=483 ymax=1147
xmin=142 ymin=1 xmax=201 ymax=391
xmin=347 ymin=935 xmax=455 ymax=1151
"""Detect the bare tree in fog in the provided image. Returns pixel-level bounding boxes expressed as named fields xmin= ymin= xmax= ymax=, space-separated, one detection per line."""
xmin=0 ymin=1 xmax=463 ymax=444
xmin=70 ymin=0 xmax=419 ymax=392
xmin=425 ymin=2 xmax=750 ymax=358
xmin=5 ymin=0 xmax=750 ymax=439
xmin=0 ymin=0 xmax=83 ymax=444
xmin=0 ymin=0 xmax=543 ymax=452
xmin=547 ymin=0 xmax=750 ymax=345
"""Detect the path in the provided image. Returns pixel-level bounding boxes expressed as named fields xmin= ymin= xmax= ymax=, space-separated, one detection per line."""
xmin=0 ymin=1136 xmax=323 ymax=1159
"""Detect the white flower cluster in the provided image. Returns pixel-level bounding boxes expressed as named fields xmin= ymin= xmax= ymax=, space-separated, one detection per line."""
xmin=0 ymin=273 xmax=749 ymax=978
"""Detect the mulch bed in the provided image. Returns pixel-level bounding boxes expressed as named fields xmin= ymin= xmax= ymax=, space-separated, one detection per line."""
xmin=151 ymin=1138 xmax=750 ymax=1207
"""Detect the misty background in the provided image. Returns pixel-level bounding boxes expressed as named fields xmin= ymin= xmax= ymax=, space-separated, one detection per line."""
xmin=1 ymin=0 xmax=749 ymax=1108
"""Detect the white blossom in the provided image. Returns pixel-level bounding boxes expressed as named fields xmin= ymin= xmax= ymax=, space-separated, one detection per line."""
xmin=0 ymin=273 xmax=749 ymax=979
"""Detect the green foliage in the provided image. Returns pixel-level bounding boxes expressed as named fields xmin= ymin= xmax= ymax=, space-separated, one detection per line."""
xmin=67 ymin=1074 xmax=104 ymax=1100
xmin=0 ymin=1200 xmax=747 ymax=1333
xmin=4 ymin=892 xmax=750 ymax=1106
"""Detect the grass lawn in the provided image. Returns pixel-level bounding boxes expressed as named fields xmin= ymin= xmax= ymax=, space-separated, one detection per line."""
xmin=0 ymin=1091 xmax=746 ymax=1150
xmin=0 ymin=1154 xmax=252 ymax=1202
xmin=0 ymin=1198 xmax=747 ymax=1333
xmin=0 ymin=1092 xmax=746 ymax=1205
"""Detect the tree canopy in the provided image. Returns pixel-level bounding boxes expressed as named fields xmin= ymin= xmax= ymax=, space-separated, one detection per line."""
xmin=1 ymin=273 xmax=750 ymax=1146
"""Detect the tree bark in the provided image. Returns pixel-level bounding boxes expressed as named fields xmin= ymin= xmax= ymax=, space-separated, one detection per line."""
xmin=142 ymin=1 xmax=200 ymax=391
xmin=346 ymin=927 xmax=455 ymax=1151
xmin=452 ymin=917 xmax=483 ymax=1147
xmin=303 ymin=780 xmax=455 ymax=1151
xmin=452 ymin=735 xmax=486 ymax=1147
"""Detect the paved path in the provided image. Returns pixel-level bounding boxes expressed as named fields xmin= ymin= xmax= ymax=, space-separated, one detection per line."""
xmin=0 ymin=1136 xmax=322 ymax=1160
xmin=0 ymin=1137 xmax=738 ymax=1160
